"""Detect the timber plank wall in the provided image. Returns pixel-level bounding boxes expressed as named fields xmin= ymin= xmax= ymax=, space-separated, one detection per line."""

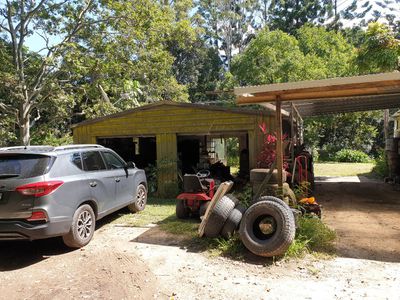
xmin=73 ymin=102 xmax=275 ymax=197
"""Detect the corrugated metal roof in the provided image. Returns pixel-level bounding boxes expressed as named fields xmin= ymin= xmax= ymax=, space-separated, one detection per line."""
xmin=72 ymin=100 xmax=280 ymax=128
xmin=235 ymin=72 xmax=400 ymax=116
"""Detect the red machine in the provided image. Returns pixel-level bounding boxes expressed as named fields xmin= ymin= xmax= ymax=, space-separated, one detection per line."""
xmin=176 ymin=170 xmax=215 ymax=219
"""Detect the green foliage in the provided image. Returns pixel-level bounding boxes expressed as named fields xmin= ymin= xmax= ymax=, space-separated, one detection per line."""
xmin=269 ymin=1 xmax=336 ymax=34
xmin=293 ymin=182 xmax=312 ymax=200
xmin=30 ymin=132 xmax=73 ymax=147
xmin=297 ymin=25 xmax=357 ymax=77
xmin=233 ymin=184 xmax=253 ymax=208
xmin=226 ymin=137 xmax=239 ymax=167
xmin=232 ymin=29 xmax=306 ymax=85
xmin=372 ymin=150 xmax=389 ymax=178
xmin=357 ymin=22 xmax=400 ymax=73
xmin=207 ymin=235 xmax=246 ymax=258
xmin=304 ymin=111 xmax=382 ymax=158
xmin=232 ymin=26 xmax=356 ymax=87
xmin=297 ymin=217 xmax=336 ymax=252
xmin=286 ymin=216 xmax=336 ymax=257
xmin=333 ymin=149 xmax=371 ymax=163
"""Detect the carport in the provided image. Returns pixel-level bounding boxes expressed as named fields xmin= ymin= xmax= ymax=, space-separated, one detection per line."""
xmin=234 ymin=72 xmax=400 ymax=186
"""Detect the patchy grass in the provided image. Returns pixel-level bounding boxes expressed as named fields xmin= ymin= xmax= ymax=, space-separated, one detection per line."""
xmin=314 ymin=162 xmax=375 ymax=177
xmin=158 ymin=216 xmax=198 ymax=236
xmin=111 ymin=197 xmax=176 ymax=227
xmin=112 ymin=198 xmax=336 ymax=261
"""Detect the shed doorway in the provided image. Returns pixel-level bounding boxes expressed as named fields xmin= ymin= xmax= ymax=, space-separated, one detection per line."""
xmin=177 ymin=133 xmax=249 ymax=180
xmin=97 ymin=136 xmax=156 ymax=169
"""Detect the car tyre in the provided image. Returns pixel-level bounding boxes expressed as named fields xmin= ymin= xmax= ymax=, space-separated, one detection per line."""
xmin=63 ymin=204 xmax=96 ymax=248
xmin=199 ymin=201 xmax=210 ymax=218
xmin=128 ymin=184 xmax=147 ymax=213
xmin=221 ymin=204 xmax=246 ymax=239
xmin=203 ymin=195 xmax=236 ymax=238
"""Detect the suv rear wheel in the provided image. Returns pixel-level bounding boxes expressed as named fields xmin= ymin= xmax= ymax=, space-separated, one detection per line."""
xmin=128 ymin=184 xmax=147 ymax=213
xmin=62 ymin=204 xmax=95 ymax=248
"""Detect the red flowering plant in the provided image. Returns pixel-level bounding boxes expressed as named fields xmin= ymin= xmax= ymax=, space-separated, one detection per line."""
xmin=257 ymin=122 xmax=289 ymax=170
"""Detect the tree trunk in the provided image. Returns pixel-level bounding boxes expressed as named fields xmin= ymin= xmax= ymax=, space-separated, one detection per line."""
xmin=19 ymin=103 xmax=30 ymax=146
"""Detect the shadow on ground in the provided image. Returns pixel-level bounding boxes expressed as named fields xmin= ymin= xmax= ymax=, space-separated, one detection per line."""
xmin=124 ymin=213 xmax=276 ymax=266
xmin=316 ymin=179 xmax=400 ymax=263
xmin=0 ymin=207 xmax=131 ymax=271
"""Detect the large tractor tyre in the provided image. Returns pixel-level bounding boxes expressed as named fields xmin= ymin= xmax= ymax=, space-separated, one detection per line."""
xmin=221 ymin=204 xmax=246 ymax=239
xmin=252 ymin=196 xmax=300 ymax=228
xmin=176 ymin=200 xmax=190 ymax=219
xmin=199 ymin=201 xmax=210 ymax=218
xmin=203 ymin=195 xmax=236 ymax=238
xmin=251 ymin=195 xmax=290 ymax=210
xmin=239 ymin=200 xmax=296 ymax=257
xmin=63 ymin=204 xmax=96 ymax=248
xmin=128 ymin=184 xmax=148 ymax=213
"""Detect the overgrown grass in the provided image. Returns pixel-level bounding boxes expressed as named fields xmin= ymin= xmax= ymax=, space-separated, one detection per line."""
xmin=314 ymin=162 xmax=375 ymax=177
xmin=286 ymin=217 xmax=336 ymax=258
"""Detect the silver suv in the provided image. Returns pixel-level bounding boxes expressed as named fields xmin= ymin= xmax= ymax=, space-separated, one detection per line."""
xmin=0 ymin=145 xmax=147 ymax=248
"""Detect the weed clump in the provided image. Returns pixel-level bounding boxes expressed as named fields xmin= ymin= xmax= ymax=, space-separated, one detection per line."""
xmin=286 ymin=217 xmax=336 ymax=258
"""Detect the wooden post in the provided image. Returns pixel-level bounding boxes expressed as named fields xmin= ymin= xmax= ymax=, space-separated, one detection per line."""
xmin=384 ymin=109 xmax=389 ymax=140
xmin=290 ymin=102 xmax=295 ymax=164
xmin=275 ymin=97 xmax=284 ymax=187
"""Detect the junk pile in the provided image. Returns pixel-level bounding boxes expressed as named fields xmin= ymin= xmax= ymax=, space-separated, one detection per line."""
xmin=198 ymin=181 xmax=298 ymax=257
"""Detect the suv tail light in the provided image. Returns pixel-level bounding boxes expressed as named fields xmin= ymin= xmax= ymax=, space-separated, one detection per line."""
xmin=16 ymin=181 xmax=64 ymax=197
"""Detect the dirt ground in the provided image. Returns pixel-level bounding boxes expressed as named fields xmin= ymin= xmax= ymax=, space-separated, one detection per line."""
xmin=315 ymin=176 xmax=400 ymax=263
xmin=0 ymin=177 xmax=399 ymax=300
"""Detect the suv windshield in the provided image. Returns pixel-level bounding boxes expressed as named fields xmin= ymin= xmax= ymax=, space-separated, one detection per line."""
xmin=0 ymin=154 xmax=53 ymax=179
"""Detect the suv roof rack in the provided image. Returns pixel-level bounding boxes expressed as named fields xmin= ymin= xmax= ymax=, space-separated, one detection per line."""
xmin=0 ymin=146 xmax=54 ymax=151
xmin=54 ymin=144 xmax=105 ymax=151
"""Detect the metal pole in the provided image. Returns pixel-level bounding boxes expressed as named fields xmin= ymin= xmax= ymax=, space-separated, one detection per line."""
xmin=276 ymin=97 xmax=284 ymax=187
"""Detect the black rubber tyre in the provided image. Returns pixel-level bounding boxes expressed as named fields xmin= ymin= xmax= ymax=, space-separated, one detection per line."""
xmin=251 ymin=195 xmax=290 ymax=210
xmin=221 ymin=204 xmax=246 ymax=239
xmin=199 ymin=201 xmax=210 ymax=217
xmin=203 ymin=195 xmax=236 ymax=238
xmin=63 ymin=204 xmax=96 ymax=248
xmin=239 ymin=200 xmax=295 ymax=257
xmin=128 ymin=184 xmax=147 ymax=213
xmin=176 ymin=200 xmax=190 ymax=219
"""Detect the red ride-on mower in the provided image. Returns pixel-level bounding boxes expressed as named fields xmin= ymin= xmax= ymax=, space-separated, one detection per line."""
xmin=176 ymin=170 xmax=215 ymax=219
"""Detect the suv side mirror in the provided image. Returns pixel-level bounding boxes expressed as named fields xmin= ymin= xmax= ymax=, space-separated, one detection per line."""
xmin=125 ymin=161 xmax=136 ymax=169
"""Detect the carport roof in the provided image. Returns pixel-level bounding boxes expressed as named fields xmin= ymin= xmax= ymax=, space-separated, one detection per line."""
xmin=234 ymin=72 xmax=400 ymax=116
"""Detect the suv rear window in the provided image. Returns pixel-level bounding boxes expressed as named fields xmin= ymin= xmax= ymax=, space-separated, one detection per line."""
xmin=0 ymin=154 xmax=53 ymax=179
xmin=82 ymin=151 xmax=107 ymax=171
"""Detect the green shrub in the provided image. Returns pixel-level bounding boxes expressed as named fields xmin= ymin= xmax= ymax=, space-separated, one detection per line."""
xmin=333 ymin=149 xmax=371 ymax=163
xmin=372 ymin=149 xmax=389 ymax=178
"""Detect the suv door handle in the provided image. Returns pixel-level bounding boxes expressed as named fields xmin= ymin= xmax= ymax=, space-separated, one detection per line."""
xmin=89 ymin=181 xmax=97 ymax=187
xmin=115 ymin=178 xmax=120 ymax=183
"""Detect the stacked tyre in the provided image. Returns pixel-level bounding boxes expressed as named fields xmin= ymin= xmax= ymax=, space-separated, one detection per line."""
xmin=239 ymin=196 xmax=296 ymax=257
xmin=202 ymin=194 xmax=245 ymax=238
xmin=201 ymin=193 xmax=296 ymax=257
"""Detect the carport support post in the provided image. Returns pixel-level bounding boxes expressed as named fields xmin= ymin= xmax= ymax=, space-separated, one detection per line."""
xmin=275 ymin=97 xmax=284 ymax=187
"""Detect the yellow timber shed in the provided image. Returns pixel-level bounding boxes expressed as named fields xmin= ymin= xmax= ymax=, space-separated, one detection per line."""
xmin=72 ymin=101 xmax=288 ymax=196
